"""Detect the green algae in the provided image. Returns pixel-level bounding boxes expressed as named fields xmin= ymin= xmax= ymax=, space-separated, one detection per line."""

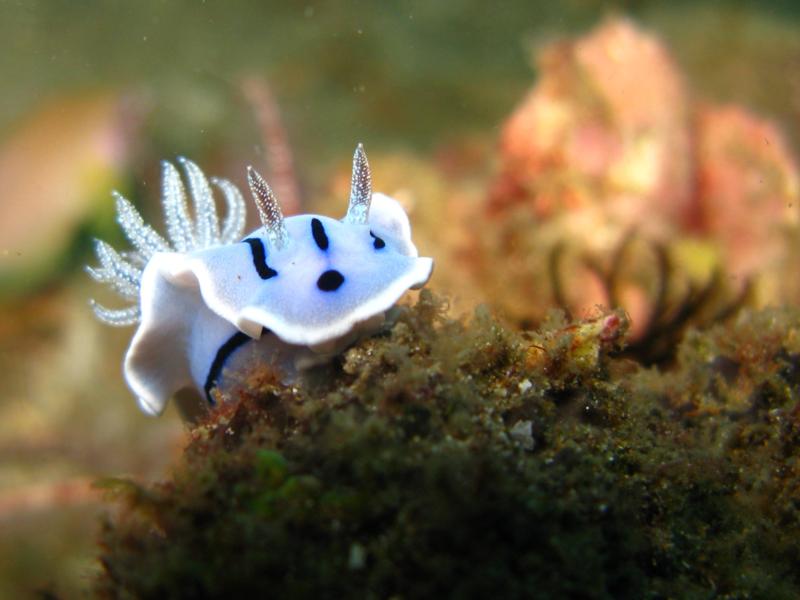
xmin=96 ymin=292 xmax=800 ymax=598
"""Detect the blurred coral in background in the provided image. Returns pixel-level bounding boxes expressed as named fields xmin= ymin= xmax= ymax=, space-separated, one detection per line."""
xmin=692 ymin=105 xmax=798 ymax=289
xmin=489 ymin=18 xmax=692 ymax=230
xmin=479 ymin=18 xmax=799 ymax=362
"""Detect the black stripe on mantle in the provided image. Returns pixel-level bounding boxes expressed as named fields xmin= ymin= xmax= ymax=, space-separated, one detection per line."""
xmin=203 ymin=327 xmax=268 ymax=405
xmin=243 ymin=238 xmax=278 ymax=279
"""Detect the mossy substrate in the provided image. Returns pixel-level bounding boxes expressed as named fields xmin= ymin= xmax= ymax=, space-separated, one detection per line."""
xmin=97 ymin=291 xmax=800 ymax=599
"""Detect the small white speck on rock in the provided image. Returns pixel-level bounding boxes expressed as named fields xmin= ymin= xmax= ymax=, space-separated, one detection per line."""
xmin=509 ymin=420 xmax=534 ymax=451
xmin=348 ymin=543 xmax=366 ymax=570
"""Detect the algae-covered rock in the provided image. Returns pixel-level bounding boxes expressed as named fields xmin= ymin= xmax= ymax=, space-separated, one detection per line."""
xmin=96 ymin=292 xmax=800 ymax=599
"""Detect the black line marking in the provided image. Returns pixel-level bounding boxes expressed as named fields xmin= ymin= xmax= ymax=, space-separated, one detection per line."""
xmin=317 ymin=269 xmax=344 ymax=291
xmin=370 ymin=231 xmax=386 ymax=249
xmin=203 ymin=327 xmax=269 ymax=405
xmin=203 ymin=331 xmax=251 ymax=405
xmin=311 ymin=218 xmax=329 ymax=251
xmin=243 ymin=238 xmax=278 ymax=279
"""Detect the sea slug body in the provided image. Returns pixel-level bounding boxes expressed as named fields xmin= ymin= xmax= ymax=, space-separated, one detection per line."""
xmin=88 ymin=144 xmax=434 ymax=417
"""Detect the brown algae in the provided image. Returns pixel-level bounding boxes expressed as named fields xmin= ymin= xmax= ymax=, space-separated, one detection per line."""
xmin=96 ymin=291 xmax=800 ymax=598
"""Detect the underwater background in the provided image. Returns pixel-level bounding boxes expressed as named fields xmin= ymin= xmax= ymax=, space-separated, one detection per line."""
xmin=1 ymin=1 xmax=800 ymax=597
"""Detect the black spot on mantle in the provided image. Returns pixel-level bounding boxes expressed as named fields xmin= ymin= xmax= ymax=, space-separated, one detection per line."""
xmin=311 ymin=218 xmax=329 ymax=251
xmin=317 ymin=269 xmax=344 ymax=292
xmin=370 ymin=231 xmax=386 ymax=249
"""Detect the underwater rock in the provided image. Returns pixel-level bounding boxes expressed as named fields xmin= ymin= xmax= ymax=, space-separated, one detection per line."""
xmin=95 ymin=291 xmax=800 ymax=598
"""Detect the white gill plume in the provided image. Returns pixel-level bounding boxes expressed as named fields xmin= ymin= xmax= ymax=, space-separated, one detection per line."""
xmin=87 ymin=159 xmax=247 ymax=326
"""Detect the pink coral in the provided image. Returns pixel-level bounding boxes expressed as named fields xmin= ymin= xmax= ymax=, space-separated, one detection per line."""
xmin=481 ymin=17 xmax=800 ymax=357
xmin=489 ymin=18 xmax=692 ymax=236
xmin=692 ymin=105 xmax=799 ymax=278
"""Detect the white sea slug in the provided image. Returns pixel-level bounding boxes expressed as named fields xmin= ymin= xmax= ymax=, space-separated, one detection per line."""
xmin=88 ymin=144 xmax=434 ymax=417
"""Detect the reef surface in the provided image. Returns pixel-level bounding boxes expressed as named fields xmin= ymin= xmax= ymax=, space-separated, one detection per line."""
xmin=97 ymin=291 xmax=800 ymax=598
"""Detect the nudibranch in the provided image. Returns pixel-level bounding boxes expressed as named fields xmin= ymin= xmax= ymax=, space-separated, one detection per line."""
xmin=88 ymin=144 xmax=434 ymax=417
